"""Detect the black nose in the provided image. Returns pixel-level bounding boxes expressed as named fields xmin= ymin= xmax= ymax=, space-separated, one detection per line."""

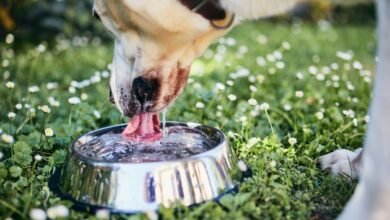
xmin=131 ymin=77 xmax=155 ymax=104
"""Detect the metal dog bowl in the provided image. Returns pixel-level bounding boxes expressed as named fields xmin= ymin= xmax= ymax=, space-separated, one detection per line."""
xmin=57 ymin=122 xmax=243 ymax=213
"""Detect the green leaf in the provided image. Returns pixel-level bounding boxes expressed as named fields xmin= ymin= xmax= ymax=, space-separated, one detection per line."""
xmin=9 ymin=166 xmax=22 ymax=177
xmin=12 ymin=141 xmax=33 ymax=166
xmin=52 ymin=149 xmax=67 ymax=165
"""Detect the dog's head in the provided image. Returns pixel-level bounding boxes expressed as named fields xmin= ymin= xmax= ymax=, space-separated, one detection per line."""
xmin=93 ymin=0 xmax=236 ymax=116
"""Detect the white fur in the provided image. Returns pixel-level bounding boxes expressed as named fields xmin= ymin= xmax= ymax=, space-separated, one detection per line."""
xmin=338 ymin=0 xmax=390 ymax=219
xmin=319 ymin=148 xmax=362 ymax=178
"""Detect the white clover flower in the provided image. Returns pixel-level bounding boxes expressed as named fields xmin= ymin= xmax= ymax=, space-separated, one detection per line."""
xmin=273 ymin=50 xmax=283 ymax=60
xmin=36 ymin=44 xmax=46 ymax=53
xmin=215 ymin=82 xmax=225 ymax=91
xmin=331 ymin=75 xmax=340 ymax=81
xmin=68 ymin=97 xmax=81 ymax=105
xmin=282 ymin=41 xmax=291 ymax=50
xmin=295 ymin=91 xmax=304 ymax=98
xmin=257 ymin=75 xmax=265 ymax=83
xmin=0 ymin=128 xmax=2 ymax=134
xmin=364 ymin=115 xmax=370 ymax=123
xmin=266 ymin=54 xmax=276 ymax=62
xmin=353 ymin=118 xmax=358 ymax=127
xmin=68 ymin=86 xmax=76 ymax=94
xmin=346 ymin=82 xmax=355 ymax=91
xmin=257 ymin=34 xmax=268 ymax=45
xmin=217 ymin=105 xmax=223 ymax=111
xmin=275 ymin=61 xmax=285 ymax=69
xmin=6 ymin=81 xmax=15 ymax=89
xmin=248 ymin=98 xmax=257 ymax=106
xmin=47 ymin=205 xmax=69 ymax=219
xmin=269 ymin=160 xmax=277 ymax=168
xmin=308 ymin=66 xmax=318 ymax=75
xmin=45 ymin=128 xmax=54 ymax=137
xmin=227 ymin=94 xmax=237 ymax=101
xmin=101 ymin=71 xmax=110 ymax=78
xmin=342 ymin=109 xmax=355 ymax=118
xmin=296 ymin=72 xmax=304 ymax=80
xmin=316 ymin=73 xmax=325 ymax=81
xmin=29 ymin=208 xmax=46 ymax=220
xmin=1 ymin=133 xmax=14 ymax=144
xmin=93 ymin=110 xmax=101 ymax=119
xmin=2 ymin=59 xmax=9 ymax=68
xmin=34 ymin=154 xmax=43 ymax=161
xmin=288 ymin=137 xmax=297 ymax=145
xmin=226 ymin=37 xmax=236 ymax=46
xmin=237 ymin=160 xmax=248 ymax=172
xmin=256 ymin=56 xmax=266 ymax=66
xmin=268 ymin=67 xmax=276 ymax=75
xmin=336 ymin=51 xmax=353 ymax=61
xmin=24 ymin=104 xmax=31 ymax=109
xmin=315 ymin=112 xmax=324 ymax=120
xmin=284 ymin=104 xmax=292 ymax=111
xmin=216 ymin=111 xmax=223 ymax=117
xmin=330 ymin=63 xmax=339 ymax=70
xmin=15 ymin=103 xmax=22 ymax=110
xmin=5 ymin=33 xmax=15 ymax=44
xmin=248 ymin=75 xmax=256 ymax=83
xmin=96 ymin=209 xmax=110 ymax=219
xmin=259 ymin=103 xmax=270 ymax=111
xmin=40 ymin=105 xmax=51 ymax=113
xmin=353 ymin=61 xmax=363 ymax=70
xmin=226 ymin=80 xmax=234 ymax=86
xmin=7 ymin=112 xmax=16 ymax=119
xmin=0 ymin=152 xmax=3 ymax=160
xmin=48 ymin=97 xmax=60 ymax=107
xmin=46 ymin=82 xmax=58 ymax=90
xmin=249 ymin=85 xmax=257 ymax=92
xmin=239 ymin=116 xmax=247 ymax=122
xmin=81 ymin=93 xmax=88 ymax=100
xmin=28 ymin=85 xmax=40 ymax=93
xmin=195 ymin=102 xmax=205 ymax=109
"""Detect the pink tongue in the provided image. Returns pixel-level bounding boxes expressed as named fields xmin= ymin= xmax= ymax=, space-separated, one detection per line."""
xmin=122 ymin=112 xmax=162 ymax=142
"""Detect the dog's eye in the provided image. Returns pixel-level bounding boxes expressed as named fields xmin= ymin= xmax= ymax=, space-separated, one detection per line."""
xmin=93 ymin=10 xmax=101 ymax=22
xmin=211 ymin=13 xmax=235 ymax=30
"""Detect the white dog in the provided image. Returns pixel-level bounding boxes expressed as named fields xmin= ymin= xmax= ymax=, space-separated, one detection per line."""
xmin=93 ymin=0 xmax=390 ymax=219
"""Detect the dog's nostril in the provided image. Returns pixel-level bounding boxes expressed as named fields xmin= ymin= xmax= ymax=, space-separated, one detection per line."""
xmin=132 ymin=77 xmax=153 ymax=103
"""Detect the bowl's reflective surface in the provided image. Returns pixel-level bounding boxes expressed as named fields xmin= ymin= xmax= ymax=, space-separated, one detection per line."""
xmin=59 ymin=122 xmax=242 ymax=212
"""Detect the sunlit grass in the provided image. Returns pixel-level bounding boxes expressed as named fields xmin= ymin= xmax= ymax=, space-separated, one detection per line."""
xmin=0 ymin=20 xmax=375 ymax=219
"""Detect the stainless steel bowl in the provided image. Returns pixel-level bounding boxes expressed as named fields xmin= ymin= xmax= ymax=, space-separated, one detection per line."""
xmin=57 ymin=122 xmax=243 ymax=213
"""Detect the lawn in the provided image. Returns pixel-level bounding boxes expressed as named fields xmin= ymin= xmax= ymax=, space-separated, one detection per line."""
xmin=0 ymin=20 xmax=376 ymax=219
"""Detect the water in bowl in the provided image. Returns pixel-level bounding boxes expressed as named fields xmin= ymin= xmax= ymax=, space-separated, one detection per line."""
xmin=75 ymin=126 xmax=215 ymax=163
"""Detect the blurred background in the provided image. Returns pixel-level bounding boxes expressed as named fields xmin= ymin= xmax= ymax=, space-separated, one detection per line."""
xmin=0 ymin=0 xmax=376 ymax=45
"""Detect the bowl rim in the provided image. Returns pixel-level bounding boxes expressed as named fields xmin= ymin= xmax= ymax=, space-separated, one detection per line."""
xmin=69 ymin=121 xmax=228 ymax=166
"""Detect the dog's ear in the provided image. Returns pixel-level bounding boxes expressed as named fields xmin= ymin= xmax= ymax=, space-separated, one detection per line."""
xmin=218 ymin=0 xmax=302 ymax=20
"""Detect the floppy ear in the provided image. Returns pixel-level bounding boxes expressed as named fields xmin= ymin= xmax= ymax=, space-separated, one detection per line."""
xmin=218 ymin=0 xmax=303 ymax=20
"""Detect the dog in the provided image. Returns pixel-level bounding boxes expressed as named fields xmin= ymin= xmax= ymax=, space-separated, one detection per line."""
xmin=93 ymin=0 xmax=390 ymax=219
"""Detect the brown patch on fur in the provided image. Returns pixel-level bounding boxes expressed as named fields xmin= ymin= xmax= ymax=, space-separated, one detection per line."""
xmin=162 ymin=66 xmax=190 ymax=106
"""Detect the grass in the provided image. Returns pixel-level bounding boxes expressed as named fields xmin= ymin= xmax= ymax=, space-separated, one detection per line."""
xmin=0 ymin=19 xmax=376 ymax=219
